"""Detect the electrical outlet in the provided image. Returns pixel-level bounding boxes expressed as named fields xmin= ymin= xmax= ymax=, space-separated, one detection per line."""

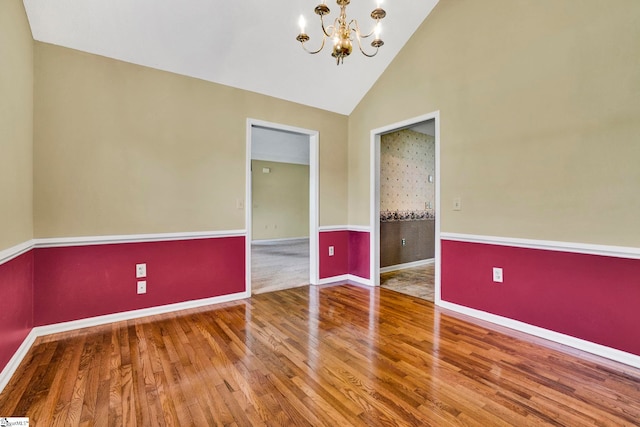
xmin=137 ymin=281 xmax=147 ymax=294
xmin=329 ymin=246 xmax=334 ymax=256
xmin=493 ymin=267 xmax=503 ymax=283
xmin=136 ymin=263 xmax=146 ymax=278
xmin=401 ymin=238 xmax=406 ymax=246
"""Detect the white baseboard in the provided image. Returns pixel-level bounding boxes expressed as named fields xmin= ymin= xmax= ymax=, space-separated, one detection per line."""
xmin=316 ymin=274 xmax=373 ymax=287
xmin=316 ymin=274 xmax=349 ymax=285
xmin=437 ymin=300 xmax=640 ymax=369
xmin=380 ymin=258 xmax=434 ymax=274
xmin=0 ymin=290 xmax=249 ymax=395
xmin=0 ymin=329 xmax=38 ymax=394
xmin=347 ymin=274 xmax=373 ymax=287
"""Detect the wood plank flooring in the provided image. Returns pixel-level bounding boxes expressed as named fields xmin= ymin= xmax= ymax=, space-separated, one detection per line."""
xmin=1 ymin=284 xmax=639 ymax=426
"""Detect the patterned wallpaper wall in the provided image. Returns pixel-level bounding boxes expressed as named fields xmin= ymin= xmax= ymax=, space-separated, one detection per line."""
xmin=380 ymin=129 xmax=435 ymax=218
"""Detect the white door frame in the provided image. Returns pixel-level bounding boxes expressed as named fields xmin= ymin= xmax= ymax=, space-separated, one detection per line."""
xmin=246 ymin=119 xmax=320 ymax=294
xmin=369 ymin=111 xmax=441 ymax=302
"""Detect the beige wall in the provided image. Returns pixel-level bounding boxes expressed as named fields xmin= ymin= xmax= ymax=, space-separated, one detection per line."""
xmin=34 ymin=44 xmax=348 ymax=238
xmin=251 ymin=160 xmax=309 ymax=240
xmin=0 ymin=0 xmax=34 ymax=250
xmin=349 ymin=0 xmax=640 ymax=247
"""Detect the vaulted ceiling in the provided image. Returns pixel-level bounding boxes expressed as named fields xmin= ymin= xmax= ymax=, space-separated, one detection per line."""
xmin=22 ymin=0 xmax=439 ymax=115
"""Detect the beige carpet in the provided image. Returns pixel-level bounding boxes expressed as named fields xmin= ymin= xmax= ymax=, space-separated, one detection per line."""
xmin=251 ymin=239 xmax=310 ymax=294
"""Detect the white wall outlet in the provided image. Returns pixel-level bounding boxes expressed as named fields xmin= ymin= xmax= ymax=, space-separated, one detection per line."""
xmin=137 ymin=280 xmax=147 ymax=294
xmin=453 ymin=197 xmax=462 ymax=211
xmin=329 ymin=246 xmax=335 ymax=256
xmin=493 ymin=267 xmax=503 ymax=283
xmin=136 ymin=263 xmax=146 ymax=278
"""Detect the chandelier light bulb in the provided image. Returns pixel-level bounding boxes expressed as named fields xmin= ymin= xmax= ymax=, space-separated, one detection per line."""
xmin=375 ymin=22 xmax=382 ymax=40
xmin=298 ymin=15 xmax=306 ymax=34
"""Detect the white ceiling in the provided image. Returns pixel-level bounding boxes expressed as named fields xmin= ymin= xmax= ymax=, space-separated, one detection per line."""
xmin=251 ymin=126 xmax=310 ymax=165
xmin=22 ymin=0 xmax=439 ymax=115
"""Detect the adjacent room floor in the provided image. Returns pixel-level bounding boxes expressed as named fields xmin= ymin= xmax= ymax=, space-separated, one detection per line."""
xmin=251 ymin=238 xmax=309 ymax=294
xmin=380 ymin=263 xmax=435 ymax=302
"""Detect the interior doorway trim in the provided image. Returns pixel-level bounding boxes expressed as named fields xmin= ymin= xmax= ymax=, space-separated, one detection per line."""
xmin=369 ymin=111 xmax=441 ymax=301
xmin=246 ymin=119 xmax=320 ymax=294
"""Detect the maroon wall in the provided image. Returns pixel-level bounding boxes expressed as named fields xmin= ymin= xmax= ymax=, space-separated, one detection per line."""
xmin=319 ymin=230 xmax=370 ymax=280
xmin=441 ymin=239 xmax=640 ymax=356
xmin=319 ymin=231 xmax=349 ymax=279
xmin=348 ymin=231 xmax=370 ymax=280
xmin=33 ymin=237 xmax=246 ymax=326
xmin=0 ymin=252 xmax=34 ymax=371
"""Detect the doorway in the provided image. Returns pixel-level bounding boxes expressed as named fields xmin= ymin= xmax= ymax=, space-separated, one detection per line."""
xmin=370 ymin=112 xmax=441 ymax=302
xmin=246 ymin=119 xmax=319 ymax=295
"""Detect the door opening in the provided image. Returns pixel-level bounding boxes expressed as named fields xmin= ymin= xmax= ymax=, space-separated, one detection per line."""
xmin=370 ymin=112 xmax=441 ymax=302
xmin=246 ymin=120 xmax=319 ymax=295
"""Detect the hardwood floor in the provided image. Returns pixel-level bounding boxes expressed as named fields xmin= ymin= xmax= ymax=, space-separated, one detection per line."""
xmin=1 ymin=284 xmax=639 ymax=426
xmin=380 ymin=263 xmax=435 ymax=301
xmin=251 ymin=239 xmax=309 ymax=294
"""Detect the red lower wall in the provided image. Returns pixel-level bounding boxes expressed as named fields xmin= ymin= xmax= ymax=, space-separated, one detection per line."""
xmin=441 ymin=239 xmax=640 ymax=356
xmin=319 ymin=230 xmax=370 ymax=280
xmin=349 ymin=231 xmax=370 ymax=280
xmin=33 ymin=237 xmax=246 ymax=326
xmin=319 ymin=231 xmax=349 ymax=279
xmin=0 ymin=252 xmax=34 ymax=371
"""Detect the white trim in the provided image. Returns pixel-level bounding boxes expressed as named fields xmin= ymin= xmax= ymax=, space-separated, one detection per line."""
xmin=34 ymin=230 xmax=246 ymax=248
xmin=316 ymin=274 xmax=373 ymax=287
xmin=347 ymin=226 xmax=371 ymax=233
xmin=318 ymin=225 xmax=372 ymax=232
xmin=370 ymin=111 xmax=441 ymax=290
xmin=35 ymin=291 xmax=249 ymax=336
xmin=251 ymin=237 xmax=309 ymax=244
xmin=317 ymin=274 xmax=349 ymax=285
xmin=438 ymin=300 xmax=640 ymax=369
xmin=246 ymin=119 xmax=320 ymax=290
xmin=380 ymin=258 xmax=434 ymax=274
xmin=440 ymin=232 xmax=640 ymax=260
xmin=0 ymin=240 xmax=35 ymax=266
xmin=0 ymin=329 xmax=38 ymax=393
xmin=0 ymin=290 xmax=250 ymax=395
xmin=347 ymin=274 xmax=373 ymax=287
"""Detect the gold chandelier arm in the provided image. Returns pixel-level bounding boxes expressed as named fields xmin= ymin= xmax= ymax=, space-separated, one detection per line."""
xmin=300 ymin=36 xmax=327 ymax=55
xmin=319 ymin=15 xmax=337 ymax=38
xmin=352 ymin=19 xmax=377 ymax=39
xmin=354 ymin=30 xmax=380 ymax=58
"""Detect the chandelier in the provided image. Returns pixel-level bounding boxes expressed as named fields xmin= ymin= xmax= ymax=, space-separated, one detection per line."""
xmin=296 ymin=0 xmax=387 ymax=65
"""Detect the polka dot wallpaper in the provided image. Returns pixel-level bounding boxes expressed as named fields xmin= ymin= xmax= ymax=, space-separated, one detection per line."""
xmin=380 ymin=129 xmax=435 ymax=218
